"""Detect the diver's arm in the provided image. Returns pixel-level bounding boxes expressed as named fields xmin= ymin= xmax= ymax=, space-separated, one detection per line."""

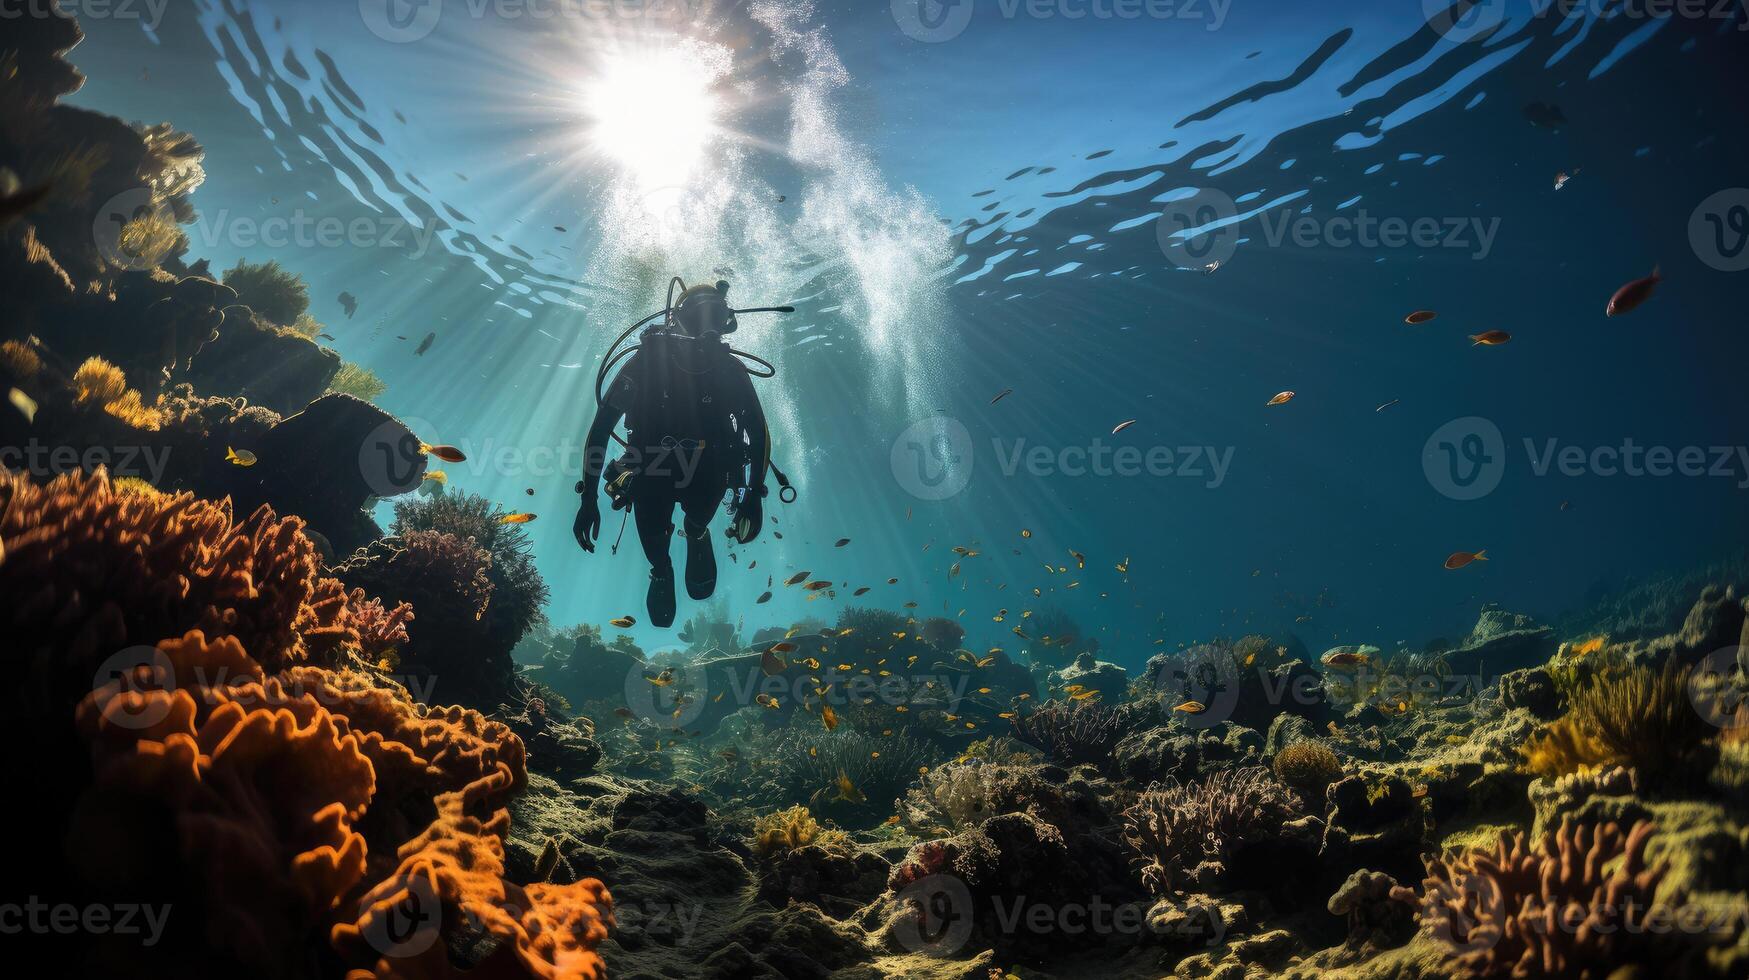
xmin=580 ymin=407 xmax=622 ymax=499
xmin=745 ymin=394 xmax=770 ymax=493
xmin=574 ymin=406 xmax=621 ymax=553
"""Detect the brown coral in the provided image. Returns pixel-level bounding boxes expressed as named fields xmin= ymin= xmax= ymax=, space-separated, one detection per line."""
xmin=71 ymin=355 xmax=164 ymax=429
xmin=1121 ymin=767 xmax=1300 ymax=897
xmin=1391 ymin=818 xmax=1678 ymax=978
xmin=0 ymin=470 xmax=611 ymax=978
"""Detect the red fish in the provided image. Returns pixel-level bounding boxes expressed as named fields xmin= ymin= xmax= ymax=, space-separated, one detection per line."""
xmin=1469 ymin=330 xmax=1511 ymax=346
xmin=1606 ymin=266 xmax=1660 ymax=317
xmin=1444 ymin=550 xmax=1487 ymax=570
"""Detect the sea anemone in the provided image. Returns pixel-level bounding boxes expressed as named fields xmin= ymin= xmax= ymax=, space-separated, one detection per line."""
xmin=1272 ymin=740 xmax=1343 ymax=803
xmin=1009 ymin=699 xmax=1124 ymax=766
xmin=1521 ymin=660 xmax=1714 ymax=783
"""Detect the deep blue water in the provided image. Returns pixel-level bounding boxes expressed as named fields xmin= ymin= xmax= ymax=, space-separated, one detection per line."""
xmin=62 ymin=0 xmax=1749 ymax=668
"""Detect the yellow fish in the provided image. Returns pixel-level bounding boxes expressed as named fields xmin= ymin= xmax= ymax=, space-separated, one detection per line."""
xmin=1173 ymin=700 xmax=1207 ymax=714
xmin=610 ymin=616 xmax=637 ymax=628
xmin=499 ymin=512 xmax=537 ymax=525
xmin=8 ymin=387 xmax=37 ymax=423
xmin=422 ymin=470 xmax=448 ymax=486
xmin=226 ymin=447 xmax=257 ymax=467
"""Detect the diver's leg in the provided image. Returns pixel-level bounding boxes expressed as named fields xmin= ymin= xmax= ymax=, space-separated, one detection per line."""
xmin=633 ymin=493 xmax=678 ymax=627
xmin=679 ymin=471 xmax=727 ymax=601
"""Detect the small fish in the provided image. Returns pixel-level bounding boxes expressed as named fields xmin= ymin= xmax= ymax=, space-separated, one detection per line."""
xmin=1266 ymin=390 xmax=1295 ymax=406
xmin=1469 ymin=330 xmax=1511 ymax=346
xmin=610 ymin=616 xmax=637 ymax=628
xmin=804 ymin=580 xmax=832 ymax=591
xmin=756 ymin=590 xmax=773 ymax=604
xmin=420 ymin=443 xmax=467 ymax=463
xmin=1020 ymin=528 xmax=1032 ymax=539
xmin=422 ymin=470 xmax=449 ymax=486
xmin=853 ymin=587 xmax=870 ymax=596
xmin=835 ymin=538 xmax=850 ymax=547
xmin=1321 ymin=645 xmax=1378 ymax=669
xmin=830 ymin=771 xmax=865 ymax=803
xmin=647 ymin=668 xmax=676 ymax=687
xmin=8 ymin=387 xmax=37 ymax=423
xmin=1404 ymin=310 xmax=1437 ymax=325
xmin=1375 ymin=399 xmax=1400 ymax=412
xmin=887 ymin=577 xmax=899 ymax=584
xmin=1201 ymin=260 xmax=1221 ymax=275
xmin=1444 ymin=550 xmax=1487 ymax=570
xmin=1173 ymin=700 xmax=1207 ymax=714
xmin=756 ymin=693 xmax=780 ymax=709
xmin=226 ymin=447 xmax=257 ymax=467
xmin=1111 ymin=419 xmax=1137 ymax=435
xmin=499 ymin=512 xmax=537 ymax=525
xmin=785 ymin=571 xmax=810 ymax=586
xmin=526 ymin=488 xmax=535 ymax=496
xmin=415 ymin=332 xmax=436 ymax=356
xmin=761 ymin=649 xmax=787 ymax=677
xmin=822 ymin=705 xmax=839 ymax=731
xmin=1554 ymin=168 xmax=1579 ymax=190
xmin=317 ymin=333 xmax=336 ymax=341
xmin=1606 ymin=266 xmax=1661 ymax=317
xmin=1559 ymin=500 xmax=1571 ymax=512
xmin=990 ymin=387 xmax=1013 ymax=405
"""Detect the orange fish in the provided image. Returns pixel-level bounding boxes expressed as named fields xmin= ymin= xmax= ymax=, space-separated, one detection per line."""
xmin=1444 ymin=550 xmax=1487 ymax=570
xmin=1266 ymin=391 xmax=1295 ymax=406
xmin=419 ymin=443 xmax=467 ymax=463
xmin=1469 ymin=330 xmax=1511 ymax=346
xmin=499 ymin=512 xmax=537 ymax=525
xmin=1606 ymin=266 xmax=1660 ymax=317
xmin=1404 ymin=310 xmax=1437 ymax=325
xmin=821 ymin=705 xmax=839 ymax=731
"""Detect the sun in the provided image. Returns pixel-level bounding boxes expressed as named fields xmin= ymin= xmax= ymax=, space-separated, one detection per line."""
xmin=582 ymin=46 xmax=725 ymax=188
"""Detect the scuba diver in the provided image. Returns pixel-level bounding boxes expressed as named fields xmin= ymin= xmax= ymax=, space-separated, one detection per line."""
xmin=574 ymin=278 xmax=795 ymax=627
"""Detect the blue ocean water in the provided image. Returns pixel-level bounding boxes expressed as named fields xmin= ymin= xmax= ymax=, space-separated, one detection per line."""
xmin=62 ymin=0 xmax=1749 ymax=666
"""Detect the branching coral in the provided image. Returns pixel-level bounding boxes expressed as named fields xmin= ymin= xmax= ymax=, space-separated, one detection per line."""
xmin=346 ymin=588 xmax=414 ymax=664
xmin=328 ymin=361 xmax=387 ymax=402
xmin=751 ymin=805 xmax=850 ymax=857
xmin=72 ymin=355 xmax=164 ymax=429
xmin=1390 ymin=819 xmax=1677 ymax=977
xmin=1009 ymin=699 xmax=1124 ymax=766
xmin=1521 ymin=661 xmax=1714 ymax=782
xmin=0 ymin=470 xmax=611 ymax=977
xmin=392 ymin=491 xmax=549 ymax=652
xmin=1120 ymin=767 xmax=1300 ymax=897
xmin=899 ymin=759 xmax=1071 ymax=833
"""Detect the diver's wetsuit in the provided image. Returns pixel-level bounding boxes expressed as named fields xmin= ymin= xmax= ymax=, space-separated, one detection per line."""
xmin=599 ymin=331 xmax=764 ymax=619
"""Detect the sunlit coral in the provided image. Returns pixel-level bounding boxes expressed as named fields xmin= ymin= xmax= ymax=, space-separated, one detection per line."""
xmin=71 ymin=355 xmax=164 ymax=429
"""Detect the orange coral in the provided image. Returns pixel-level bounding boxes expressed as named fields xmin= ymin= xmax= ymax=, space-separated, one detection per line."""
xmin=0 ymin=469 xmax=612 ymax=978
xmin=71 ymin=355 xmax=165 ymax=429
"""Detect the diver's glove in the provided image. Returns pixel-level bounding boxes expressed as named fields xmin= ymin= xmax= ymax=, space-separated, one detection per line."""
xmin=574 ymin=488 xmax=602 ymax=553
xmin=729 ymin=490 xmax=763 ymax=545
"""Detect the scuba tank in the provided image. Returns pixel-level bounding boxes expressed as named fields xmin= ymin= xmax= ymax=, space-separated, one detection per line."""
xmin=593 ymin=277 xmax=798 ymax=508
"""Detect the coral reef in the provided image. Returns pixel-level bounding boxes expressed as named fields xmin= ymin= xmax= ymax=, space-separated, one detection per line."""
xmin=1273 ymin=739 xmax=1344 ymax=805
xmin=1391 ymin=819 xmax=1688 ymax=977
xmin=1520 ymin=660 xmax=1716 ymax=786
xmin=0 ymin=469 xmax=611 ymax=977
xmin=1010 ymin=698 xmax=1125 ymax=767
xmin=1121 ymin=767 xmax=1301 ymax=897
